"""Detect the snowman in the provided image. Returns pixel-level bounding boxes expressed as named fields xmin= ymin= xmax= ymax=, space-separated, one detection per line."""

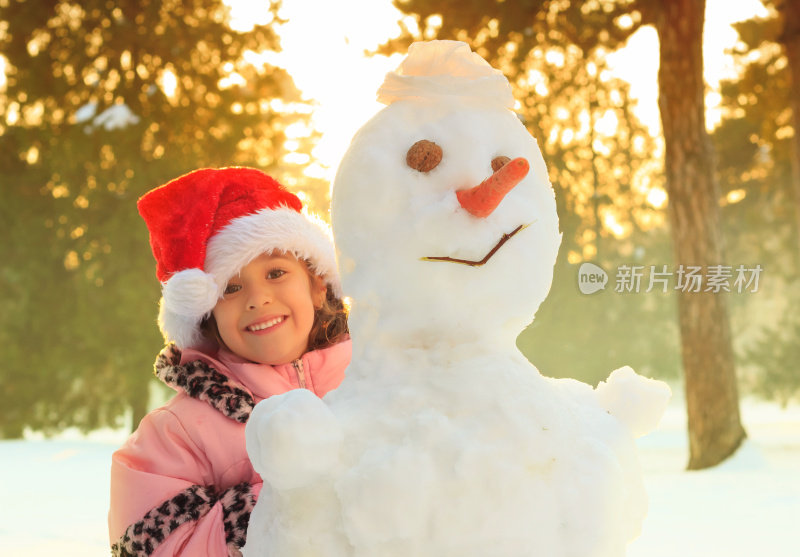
xmin=243 ymin=40 xmax=670 ymax=557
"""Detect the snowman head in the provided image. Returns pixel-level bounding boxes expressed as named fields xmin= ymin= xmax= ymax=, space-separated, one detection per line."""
xmin=332 ymin=41 xmax=561 ymax=352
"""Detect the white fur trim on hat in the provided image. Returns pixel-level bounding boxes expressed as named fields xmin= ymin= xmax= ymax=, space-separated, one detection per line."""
xmin=158 ymin=206 xmax=342 ymax=349
xmin=204 ymin=206 xmax=342 ymax=298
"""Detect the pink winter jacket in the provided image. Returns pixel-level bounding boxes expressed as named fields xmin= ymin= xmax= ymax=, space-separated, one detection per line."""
xmin=108 ymin=339 xmax=350 ymax=556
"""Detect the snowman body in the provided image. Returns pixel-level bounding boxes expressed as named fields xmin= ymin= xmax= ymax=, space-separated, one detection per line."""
xmin=243 ymin=41 xmax=669 ymax=557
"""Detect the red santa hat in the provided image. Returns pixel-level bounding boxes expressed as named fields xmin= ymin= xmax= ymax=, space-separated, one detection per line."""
xmin=138 ymin=167 xmax=341 ymax=349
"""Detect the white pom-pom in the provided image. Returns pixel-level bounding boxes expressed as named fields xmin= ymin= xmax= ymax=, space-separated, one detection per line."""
xmin=161 ymin=269 xmax=219 ymax=317
xmin=595 ymin=366 xmax=672 ymax=438
xmin=246 ymin=389 xmax=342 ymax=490
xmin=157 ymin=301 xmax=203 ymax=349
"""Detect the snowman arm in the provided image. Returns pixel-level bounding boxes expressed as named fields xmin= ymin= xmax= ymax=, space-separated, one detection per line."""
xmin=594 ymin=366 xmax=672 ymax=438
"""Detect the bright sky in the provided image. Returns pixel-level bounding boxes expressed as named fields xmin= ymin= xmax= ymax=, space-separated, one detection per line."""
xmin=227 ymin=0 xmax=407 ymax=181
xmin=606 ymin=0 xmax=770 ymax=134
xmin=226 ymin=0 xmax=771 ymax=181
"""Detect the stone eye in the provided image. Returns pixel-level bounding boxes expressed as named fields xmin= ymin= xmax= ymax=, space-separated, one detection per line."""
xmin=406 ymin=140 xmax=443 ymax=173
xmin=491 ymin=156 xmax=511 ymax=173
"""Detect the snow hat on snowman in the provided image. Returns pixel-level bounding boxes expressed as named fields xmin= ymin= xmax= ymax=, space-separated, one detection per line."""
xmin=376 ymin=40 xmax=515 ymax=108
xmin=137 ymin=167 xmax=341 ymax=350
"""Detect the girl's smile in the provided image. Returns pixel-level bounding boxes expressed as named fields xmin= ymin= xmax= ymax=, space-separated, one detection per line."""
xmin=246 ymin=315 xmax=287 ymax=332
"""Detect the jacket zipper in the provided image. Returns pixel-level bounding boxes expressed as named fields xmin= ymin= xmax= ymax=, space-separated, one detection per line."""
xmin=292 ymin=359 xmax=307 ymax=389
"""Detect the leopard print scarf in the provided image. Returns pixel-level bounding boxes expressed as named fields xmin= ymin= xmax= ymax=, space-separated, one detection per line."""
xmin=154 ymin=343 xmax=255 ymax=423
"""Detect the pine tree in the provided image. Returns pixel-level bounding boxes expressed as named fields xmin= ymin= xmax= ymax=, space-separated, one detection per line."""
xmin=0 ymin=0 xmax=319 ymax=436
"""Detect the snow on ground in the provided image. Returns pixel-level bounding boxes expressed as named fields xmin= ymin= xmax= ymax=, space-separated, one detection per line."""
xmin=0 ymin=431 xmax=124 ymax=555
xmin=628 ymin=392 xmax=800 ymax=557
xmin=1 ymin=389 xmax=798 ymax=557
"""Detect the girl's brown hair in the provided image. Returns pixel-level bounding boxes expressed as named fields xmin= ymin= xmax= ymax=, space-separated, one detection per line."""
xmin=306 ymin=287 xmax=349 ymax=351
xmin=199 ymin=262 xmax=349 ymax=358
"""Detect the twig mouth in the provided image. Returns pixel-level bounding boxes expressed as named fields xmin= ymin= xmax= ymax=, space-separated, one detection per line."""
xmin=420 ymin=222 xmax=532 ymax=267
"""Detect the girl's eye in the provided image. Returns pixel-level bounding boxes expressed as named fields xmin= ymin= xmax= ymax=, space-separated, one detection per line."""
xmin=224 ymin=283 xmax=242 ymax=295
xmin=267 ymin=269 xmax=286 ymax=280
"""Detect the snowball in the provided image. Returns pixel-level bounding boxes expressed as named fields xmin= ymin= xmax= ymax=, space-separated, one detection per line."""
xmin=246 ymin=388 xmax=342 ymax=490
xmin=595 ymin=366 xmax=673 ymax=438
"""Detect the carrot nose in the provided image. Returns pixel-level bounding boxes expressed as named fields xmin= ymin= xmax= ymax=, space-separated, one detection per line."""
xmin=456 ymin=157 xmax=529 ymax=218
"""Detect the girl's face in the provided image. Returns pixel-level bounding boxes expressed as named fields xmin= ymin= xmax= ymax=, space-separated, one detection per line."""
xmin=212 ymin=252 xmax=327 ymax=365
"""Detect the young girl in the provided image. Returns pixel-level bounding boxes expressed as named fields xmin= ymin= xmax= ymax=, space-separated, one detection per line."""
xmin=108 ymin=167 xmax=350 ymax=556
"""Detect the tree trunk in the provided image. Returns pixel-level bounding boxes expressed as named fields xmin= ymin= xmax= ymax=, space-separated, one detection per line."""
xmin=778 ymin=0 xmax=800 ymax=261
xmin=654 ymin=0 xmax=746 ymax=469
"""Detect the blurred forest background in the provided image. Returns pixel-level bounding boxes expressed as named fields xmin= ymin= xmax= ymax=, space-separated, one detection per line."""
xmin=1 ymin=0 xmax=798 ymax=442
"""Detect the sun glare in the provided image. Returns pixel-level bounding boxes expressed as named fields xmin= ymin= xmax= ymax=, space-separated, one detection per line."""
xmin=603 ymin=212 xmax=627 ymax=239
xmin=606 ymin=0 xmax=768 ymax=135
xmin=724 ymin=188 xmax=747 ymax=205
xmin=594 ymin=110 xmax=619 ymax=136
xmin=646 ymin=187 xmax=668 ymax=209
xmin=0 ymin=54 xmax=6 ymax=91
xmin=225 ymin=0 xmax=406 ymax=182
xmin=225 ymin=0 xmax=274 ymax=32
xmin=159 ymin=68 xmax=178 ymax=98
